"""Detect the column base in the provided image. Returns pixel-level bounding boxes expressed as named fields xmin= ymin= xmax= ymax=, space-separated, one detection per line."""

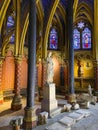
xmin=68 ymin=94 xmax=76 ymax=103
xmin=11 ymin=95 xmax=22 ymax=110
xmin=0 ymin=91 xmax=3 ymax=104
xmin=23 ymin=107 xmax=37 ymax=129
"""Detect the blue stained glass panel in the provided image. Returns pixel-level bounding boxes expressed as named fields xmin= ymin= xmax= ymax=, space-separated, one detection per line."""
xmin=82 ymin=28 xmax=91 ymax=49
xmin=7 ymin=16 xmax=14 ymax=27
xmin=49 ymin=28 xmax=58 ymax=50
xmin=73 ymin=29 xmax=80 ymax=49
xmin=10 ymin=34 xmax=15 ymax=43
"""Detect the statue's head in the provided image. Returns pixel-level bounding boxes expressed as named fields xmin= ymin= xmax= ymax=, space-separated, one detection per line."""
xmin=48 ymin=52 xmax=52 ymax=57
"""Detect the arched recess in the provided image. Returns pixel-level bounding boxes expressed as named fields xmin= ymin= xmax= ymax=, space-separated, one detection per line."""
xmin=19 ymin=0 xmax=44 ymax=56
xmin=35 ymin=0 xmax=44 ymax=61
xmin=76 ymin=11 xmax=93 ymax=26
xmin=43 ymin=0 xmax=60 ymax=59
xmin=53 ymin=3 xmax=66 ymax=49
xmin=1 ymin=2 xmax=15 ymax=57
xmin=58 ymin=3 xmax=66 ymax=24
xmin=58 ymin=3 xmax=69 ymax=59
xmin=0 ymin=0 xmax=11 ymax=31
xmin=1 ymin=31 xmax=15 ymax=56
xmin=54 ymin=13 xmax=63 ymax=48
xmin=74 ymin=1 xmax=93 ymax=54
xmin=73 ymin=0 xmax=79 ymax=21
xmin=75 ymin=2 xmax=93 ymax=25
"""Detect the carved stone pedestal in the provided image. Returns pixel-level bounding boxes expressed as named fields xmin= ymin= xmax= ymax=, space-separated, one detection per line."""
xmin=23 ymin=107 xmax=37 ymax=129
xmin=41 ymin=83 xmax=61 ymax=118
xmin=38 ymin=111 xmax=48 ymax=125
xmin=11 ymin=95 xmax=22 ymax=110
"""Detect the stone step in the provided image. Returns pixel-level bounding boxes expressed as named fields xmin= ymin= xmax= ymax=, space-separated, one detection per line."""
xmin=75 ymin=109 xmax=91 ymax=117
xmin=50 ymin=108 xmax=61 ymax=118
xmin=67 ymin=112 xmax=84 ymax=121
xmin=45 ymin=122 xmax=71 ymax=130
xmin=59 ymin=116 xmax=75 ymax=126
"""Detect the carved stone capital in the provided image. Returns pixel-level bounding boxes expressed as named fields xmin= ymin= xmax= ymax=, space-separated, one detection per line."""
xmin=0 ymin=56 xmax=5 ymax=65
xmin=14 ymin=56 xmax=22 ymax=64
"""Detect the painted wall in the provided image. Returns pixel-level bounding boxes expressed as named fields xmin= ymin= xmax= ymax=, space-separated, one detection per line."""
xmin=2 ymin=51 xmax=28 ymax=93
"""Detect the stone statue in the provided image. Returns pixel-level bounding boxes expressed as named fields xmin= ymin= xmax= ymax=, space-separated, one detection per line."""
xmin=46 ymin=52 xmax=54 ymax=84
xmin=88 ymin=84 xmax=93 ymax=96
xmin=77 ymin=60 xmax=84 ymax=77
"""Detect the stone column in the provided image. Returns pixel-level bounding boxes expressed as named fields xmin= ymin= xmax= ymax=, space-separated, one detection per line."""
xmin=94 ymin=0 xmax=98 ymax=59
xmin=23 ymin=0 xmax=37 ymax=129
xmin=67 ymin=0 xmax=76 ymax=103
xmin=42 ymin=60 xmax=47 ymax=87
xmin=94 ymin=0 xmax=98 ymax=93
xmin=94 ymin=60 xmax=98 ymax=90
xmin=11 ymin=57 xmax=22 ymax=110
xmin=60 ymin=64 xmax=65 ymax=92
xmin=64 ymin=60 xmax=69 ymax=99
xmin=0 ymin=57 xmax=4 ymax=104
xmin=15 ymin=0 xmax=21 ymax=56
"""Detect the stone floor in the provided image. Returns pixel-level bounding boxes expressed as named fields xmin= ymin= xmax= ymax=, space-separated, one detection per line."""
xmin=0 ymin=96 xmax=98 ymax=130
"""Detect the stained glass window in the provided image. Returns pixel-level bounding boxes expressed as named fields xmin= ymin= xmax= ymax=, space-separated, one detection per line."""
xmin=74 ymin=21 xmax=92 ymax=50
xmin=7 ymin=16 xmax=15 ymax=43
xmin=7 ymin=16 xmax=14 ymax=27
xmin=73 ymin=29 xmax=80 ymax=49
xmin=82 ymin=28 xmax=91 ymax=49
xmin=49 ymin=28 xmax=58 ymax=50
xmin=10 ymin=34 xmax=15 ymax=43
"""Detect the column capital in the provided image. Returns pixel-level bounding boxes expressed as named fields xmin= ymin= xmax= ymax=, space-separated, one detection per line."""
xmin=93 ymin=59 xmax=98 ymax=66
xmin=14 ymin=56 xmax=22 ymax=64
xmin=0 ymin=56 xmax=5 ymax=65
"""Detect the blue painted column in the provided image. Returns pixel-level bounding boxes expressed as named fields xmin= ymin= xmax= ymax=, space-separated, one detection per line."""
xmin=27 ymin=0 xmax=36 ymax=108
xmin=24 ymin=0 xmax=37 ymax=129
xmin=67 ymin=0 xmax=76 ymax=103
xmin=67 ymin=0 xmax=75 ymax=94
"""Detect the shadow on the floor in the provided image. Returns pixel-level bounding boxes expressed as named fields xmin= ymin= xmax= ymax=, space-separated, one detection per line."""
xmin=0 ymin=125 xmax=13 ymax=130
xmin=0 ymin=109 xmax=16 ymax=116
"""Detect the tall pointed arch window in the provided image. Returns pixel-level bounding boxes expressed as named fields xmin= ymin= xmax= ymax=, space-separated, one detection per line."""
xmin=73 ymin=29 xmax=80 ymax=49
xmin=6 ymin=15 xmax=15 ymax=43
xmin=49 ymin=28 xmax=58 ymax=50
xmin=82 ymin=28 xmax=91 ymax=49
xmin=7 ymin=16 xmax=14 ymax=27
xmin=73 ymin=21 xmax=92 ymax=50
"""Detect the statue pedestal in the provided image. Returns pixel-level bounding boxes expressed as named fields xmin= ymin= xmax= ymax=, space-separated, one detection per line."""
xmin=41 ymin=83 xmax=61 ymax=118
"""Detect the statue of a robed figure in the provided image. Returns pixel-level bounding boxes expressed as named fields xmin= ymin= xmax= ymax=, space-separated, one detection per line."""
xmin=46 ymin=52 xmax=54 ymax=84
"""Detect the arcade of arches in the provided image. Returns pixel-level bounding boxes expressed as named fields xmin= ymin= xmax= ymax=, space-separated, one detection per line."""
xmin=0 ymin=0 xmax=98 ymax=129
